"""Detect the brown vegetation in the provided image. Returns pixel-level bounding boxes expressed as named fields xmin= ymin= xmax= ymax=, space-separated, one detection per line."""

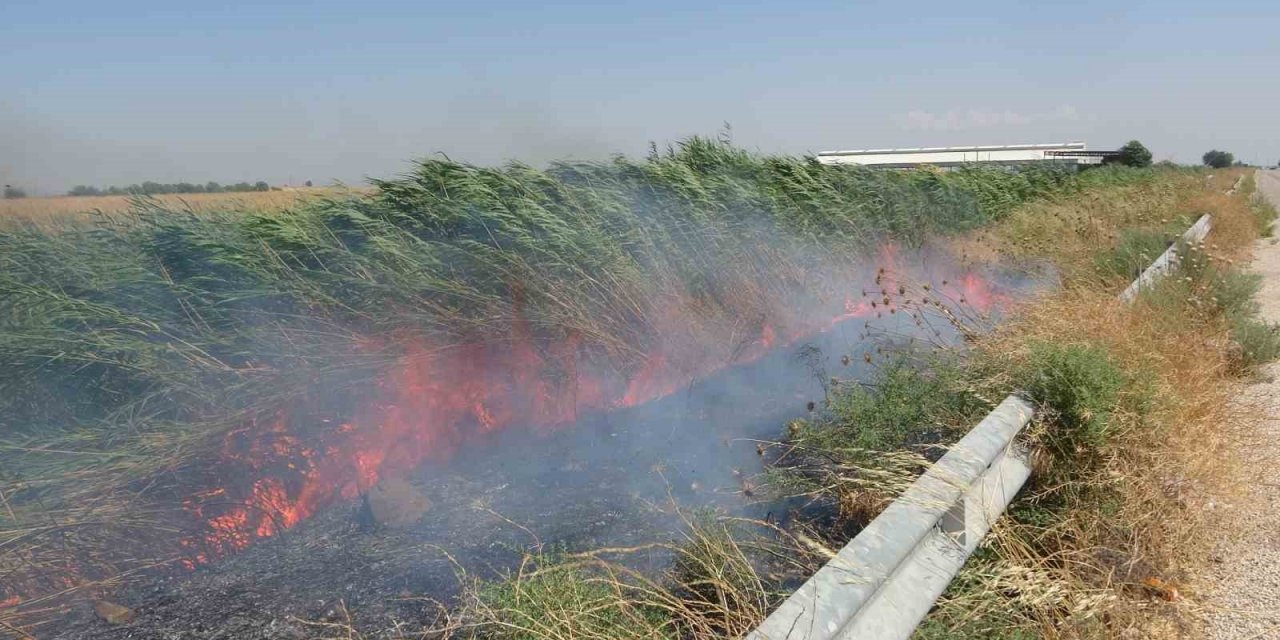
xmin=916 ymin=168 xmax=1271 ymax=639
xmin=0 ymin=188 xmax=358 ymax=227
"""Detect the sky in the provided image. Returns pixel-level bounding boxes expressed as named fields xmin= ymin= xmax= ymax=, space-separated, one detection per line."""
xmin=3 ymin=0 xmax=1279 ymax=194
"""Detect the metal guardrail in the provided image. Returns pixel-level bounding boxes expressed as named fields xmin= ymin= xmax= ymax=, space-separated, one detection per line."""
xmin=1119 ymin=214 xmax=1213 ymax=303
xmin=746 ymin=396 xmax=1034 ymax=640
xmin=748 ymin=213 xmax=1214 ymax=640
xmin=1228 ymin=174 xmax=1246 ymax=195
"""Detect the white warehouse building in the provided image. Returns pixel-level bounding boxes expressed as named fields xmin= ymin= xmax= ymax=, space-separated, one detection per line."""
xmin=816 ymin=142 xmax=1110 ymax=168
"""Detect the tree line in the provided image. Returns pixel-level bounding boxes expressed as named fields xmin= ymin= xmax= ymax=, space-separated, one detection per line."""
xmin=1092 ymin=141 xmax=1259 ymax=170
xmin=66 ymin=181 xmax=272 ymax=197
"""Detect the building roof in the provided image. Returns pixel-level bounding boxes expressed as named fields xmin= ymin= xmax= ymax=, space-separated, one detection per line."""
xmin=817 ymin=142 xmax=1086 ymax=157
xmin=815 ymin=142 xmax=1099 ymax=167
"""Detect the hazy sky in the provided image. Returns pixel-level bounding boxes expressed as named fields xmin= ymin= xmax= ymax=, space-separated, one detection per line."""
xmin=3 ymin=0 xmax=1278 ymax=194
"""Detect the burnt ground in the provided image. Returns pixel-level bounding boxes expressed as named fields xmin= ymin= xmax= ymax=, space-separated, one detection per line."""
xmin=43 ymin=465 xmax=693 ymax=640
xmin=42 ymin=319 xmax=877 ymax=640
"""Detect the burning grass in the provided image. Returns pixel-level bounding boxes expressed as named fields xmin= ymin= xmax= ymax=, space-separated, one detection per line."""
xmin=390 ymin=168 xmax=1244 ymax=640
xmin=0 ymin=138 xmax=1180 ymax=634
xmin=627 ymin=168 xmax=1272 ymax=640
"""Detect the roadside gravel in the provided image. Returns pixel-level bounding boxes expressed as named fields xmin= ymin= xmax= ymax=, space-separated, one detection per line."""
xmin=1202 ymin=170 xmax=1280 ymax=640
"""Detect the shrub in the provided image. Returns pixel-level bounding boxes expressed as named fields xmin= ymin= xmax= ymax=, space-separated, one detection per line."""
xmin=1174 ymin=246 xmax=1262 ymax=319
xmin=1020 ymin=342 xmax=1126 ymax=451
xmin=1138 ymin=245 xmax=1280 ymax=371
xmin=3 ymin=185 xmax=27 ymax=199
xmin=1208 ymin=268 xmax=1264 ymax=319
xmin=1229 ymin=315 xmax=1280 ymax=369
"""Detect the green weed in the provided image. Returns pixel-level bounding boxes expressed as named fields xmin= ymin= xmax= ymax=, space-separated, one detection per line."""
xmin=1139 ymin=243 xmax=1280 ymax=371
xmin=1093 ymin=229 xmax=1172 ymax=280
xmin=1019 ymin=341 xmax=1127 ymax=451
xmin=1250 ymin=191 xmax=1278 ymax=236
xmin=1230 ymin=315 xmax=1280 ymax=369
xmin=803 ymin=356 xmax=984 ymax=452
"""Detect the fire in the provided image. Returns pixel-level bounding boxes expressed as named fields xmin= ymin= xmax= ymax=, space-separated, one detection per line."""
xmin=621 ymin=354 xmax=680 ymax=407
xmin=182 ymin=253 xmax=1013 ymax=563
xmin=950 ymin=271 xmax=1007 ymax=312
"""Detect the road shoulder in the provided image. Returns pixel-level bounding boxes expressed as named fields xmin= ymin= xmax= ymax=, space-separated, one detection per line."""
xmin=1201 ymin=170 xmax=1280 ymax=640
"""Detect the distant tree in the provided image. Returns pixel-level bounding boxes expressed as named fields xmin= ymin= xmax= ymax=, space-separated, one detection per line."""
xmin=305 ymin=180 xmax=313 ymax=187
xmin=1202 ymin=150 xmax=1234 ymax=168
xmin=62 ymin=180 xmax=272 ymax=196
xmin=3 ymin=185 xmax=27 ymax=199
xmin=1115 ymin=140 xmax=1152 ymax=167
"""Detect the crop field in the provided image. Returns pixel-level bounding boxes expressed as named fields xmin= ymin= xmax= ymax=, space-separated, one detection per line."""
xmin=0 ymin=139 xmax=1182 ymax=638
xmin=0 ymin=188 xmax=358 ymax=227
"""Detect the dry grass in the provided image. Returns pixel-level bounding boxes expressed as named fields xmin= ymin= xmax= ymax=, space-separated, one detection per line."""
xmin=950 ymin=168 xmax=1252 ymax=282
xmin=413 ymin=514 xmax=823 ymax=640
xmin=917 ymin=169 xmax=1268 ymax=639
xmin=934 ymin=289 xmax=1248 ymax=637
xmin=0 ymin=188 xmax=360 ymax=226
